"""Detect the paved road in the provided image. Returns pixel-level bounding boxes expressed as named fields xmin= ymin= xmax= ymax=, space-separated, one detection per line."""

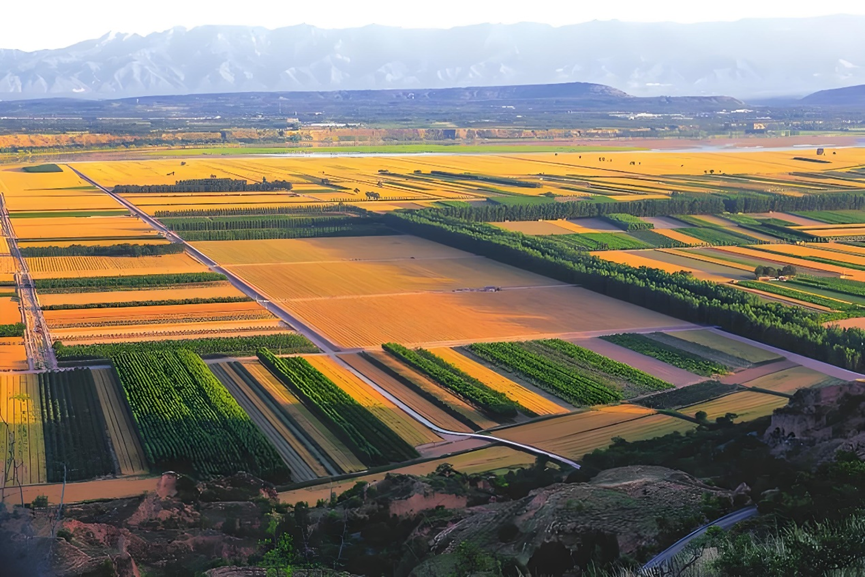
xmin=69 ymin=166 xmax=583 ymax=471
xmin=641 ymin=506 xmax=758 ymax=571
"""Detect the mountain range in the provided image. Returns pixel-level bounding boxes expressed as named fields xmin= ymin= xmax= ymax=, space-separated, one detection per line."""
xmin=1 ymin=17 xmax=864 ymax=101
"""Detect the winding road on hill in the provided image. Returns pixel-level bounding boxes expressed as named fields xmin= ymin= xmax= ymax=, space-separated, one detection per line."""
xmin=68 ymin=165 xmax=583 ymax=470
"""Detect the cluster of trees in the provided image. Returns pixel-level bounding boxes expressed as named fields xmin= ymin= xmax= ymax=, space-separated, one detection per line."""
xmin=154 ymin=203 xmax=365 ymax=218
xmin=42 ymin=295 xmax=251 ymax=311
xmin=112 ymin=349 xmax=290 ymax=480
xmin=20 ymin=243 xmax=185 ymax=258
xmin=53 ymin=333 xmax=316 ymax=359
xmin=178 ymin=223 xmax=393 ymax=241
xmin=161 ymin=215 xmax=359 ymax=231
xmin=722 ymin=191 xmax=865 ymax=213
xmin=382 ymin=343 xmax=522 ymax=419
xmin=39 ymin=370 xmax=115 ymax=482
xmin=113 ymin=177 xmax=293 ymax=193
xmin=257 ymin=349 xmax=418 ymax=466
xmin=468 ymin=341 xmax=622 ymax=405
xmin=384 ymin=210 xmax=865 ymax=372
xmin=436 ymin=193 xmax=726 ymax=222
xmin=0 ymin=323 xmax=25 ymax=337
xmin=755 ymin=265 xmax=798 ymax=278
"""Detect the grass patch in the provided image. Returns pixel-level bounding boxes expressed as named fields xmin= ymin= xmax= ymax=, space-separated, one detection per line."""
xmin=21 ymin=164 xmax=62 ymax=173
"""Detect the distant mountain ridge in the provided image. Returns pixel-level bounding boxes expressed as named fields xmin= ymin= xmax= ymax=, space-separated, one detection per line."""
xmin=1 ymin=17 xmax=864 ymax=100
xmin=800 ymin=84 xmax=865 ymax=107
xmin=0 ymin=81 xmax=746 ymax=121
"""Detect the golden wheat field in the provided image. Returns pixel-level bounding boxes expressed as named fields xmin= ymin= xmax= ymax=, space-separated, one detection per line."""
xmin=26 ymin=253 xmax=207 ymax=278
xmin=230 ymin=257 xmax=560 ymax=302
xmin=428 ymin=347 xmax=569 ymax=416
xmin=0 ymin=166 xmax=125 ymax=212
xmin=740 ymin=366 xmax=836 ymax=393
xmin=0 ymin=374 xmax=46 ymax=484
xmin=0 ymin=337 xmax=28 ymax=371
xmin=11 ymin=216 xmax=158 ymax=241
xmin=494 ymin=406 xmax=694 ymax=460
xmin=287 ymin=285 xmax=683 ymax=349
xmin=37 ymin=283 xmax=246 ymax=307
xmin=195 ymin=235 xmax=469 ymax=265
xmin=43 ymin=301 xmax=275 ymax=328
xmin=684 ymin=391 xmax=789 ymax=422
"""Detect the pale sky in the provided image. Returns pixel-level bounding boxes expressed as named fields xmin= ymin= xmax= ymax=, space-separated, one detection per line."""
xmin=4 ymin=0 xmax=865 ymax=51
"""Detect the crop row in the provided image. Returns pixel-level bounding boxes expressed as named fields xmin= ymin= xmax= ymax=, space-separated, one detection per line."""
xmin=257 ymin=348 xmax=418 ymax=466
xmin=677 ymin=227 xmax=763 ymax=246
xmin=601 ymin=333 xmax=729 ymax=377
xmin=628 ymin=229 xmax=688 ymax=248
xmin=382 ymin=343 xmax=521 ymax=418
xmin=53 ymin=333 xmax=317 ymax=359
xmin=38 ymin=369 xmax=116 ymax=482
xmin=112 ymin=349 xmax=289 ymax=480
xmin=789 ymin=275 xmax=865 ymax=299
xmin=603 ymin=213 xmax=655 ymax=231
xmin=35 ymin=272 xmax=227 ymax=293
xmin=556 ymin=233 xmax=651 ymax=251
xmin=737 ymin=280 xmax=859 ymax=312
xmin=795 ymin=211 xmax=865 ymax=225
xmin=114 ymin=178 xmax=292 ymax=193
xmin=467 ymin=342 xmax=622 ymax=406
xmin=537 ymin=339 xmax=673 ymax=392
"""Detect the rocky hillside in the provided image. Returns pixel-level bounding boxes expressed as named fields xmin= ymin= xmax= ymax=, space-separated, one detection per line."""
xmin=765 ymin=380 xmax=865 ymax=465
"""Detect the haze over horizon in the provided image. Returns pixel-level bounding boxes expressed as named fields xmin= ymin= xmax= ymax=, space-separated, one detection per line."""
xmin=3 ymin=1 xmax=865 ymax=51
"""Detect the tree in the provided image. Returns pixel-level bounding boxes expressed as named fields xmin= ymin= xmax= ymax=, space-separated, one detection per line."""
xmin=695 ymin=411 xmax=708 ymax=424
xmin=781 ymin=265 xmax=798 ymax=277
xmin=259 ymin=533 xmax=295 ymax=577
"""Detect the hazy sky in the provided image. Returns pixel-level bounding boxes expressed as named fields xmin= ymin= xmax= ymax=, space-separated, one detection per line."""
xmin=4 ymin=0 xmax=865 ymax=51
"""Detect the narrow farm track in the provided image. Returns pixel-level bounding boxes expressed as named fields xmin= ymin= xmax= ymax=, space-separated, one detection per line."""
xmin=211 ymin=363 xmax=319 ymax=482
xmin=70 ymin=165 xmax=585 ymax=470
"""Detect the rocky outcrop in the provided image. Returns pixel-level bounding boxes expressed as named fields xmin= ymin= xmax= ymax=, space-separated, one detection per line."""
xmin=765 ymin=381 xmax=865 ymax=465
